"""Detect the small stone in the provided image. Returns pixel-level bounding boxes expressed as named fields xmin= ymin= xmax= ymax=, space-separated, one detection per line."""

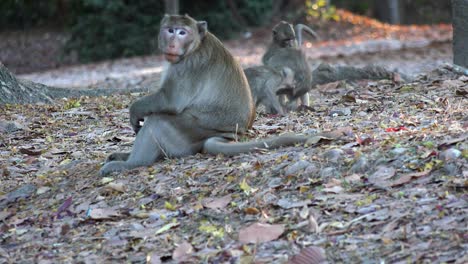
xmin=0 ymin=120 xmax=25 ymax=133
xmin=358 ymin=111 xmax=367 ymax=117
xmin=320 ymin=167 xmax=339 ymax=178
xmin=268 ymin=177 xmax=282 ymax=188
xmin=285 ymin=160 xmax=312 ymax=175
xmin=391 ymin=147 xmax=407 ymax=155
xmin=350 ymin=156 xmax=369 ymax=174
xmin=323 ymin=148 xmax=344 ymax=163
xmin=439 ymin=148 xmax=461 ymax=161
xmin=329 ymin=108 xmax=351 ymax=116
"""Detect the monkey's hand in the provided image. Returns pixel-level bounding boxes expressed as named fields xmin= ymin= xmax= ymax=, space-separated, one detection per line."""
xmin=129 ymin=104 xmax=144 ymax=134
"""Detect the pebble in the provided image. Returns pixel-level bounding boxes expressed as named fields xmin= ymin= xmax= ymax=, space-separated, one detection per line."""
xmin=320 ymin=167 xmax=339 ymax=178
xmin=391 ymin=147 xmax=407 ymax=155
xmin=323 ymin=148 xmax=344 ymax=163
xmin=285 ymin=160 xmax=313 ymax=175
xmin=329 ymin=108 xmax=351 ymax=116
xmin=349 ymin=156 xmax=369 ymax=174
xmin=439 ymin=148 xmax=461 ymax=161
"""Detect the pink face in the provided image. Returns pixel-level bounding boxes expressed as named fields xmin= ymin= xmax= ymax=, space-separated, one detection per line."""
xmin=161 ymin=26 xmax=193 ymax=63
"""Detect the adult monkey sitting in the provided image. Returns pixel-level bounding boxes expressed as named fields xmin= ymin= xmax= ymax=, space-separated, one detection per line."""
xmin=100 ymin=14 xmax=311 ymax=176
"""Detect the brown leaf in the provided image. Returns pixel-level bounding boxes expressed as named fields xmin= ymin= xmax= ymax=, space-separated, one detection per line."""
xmin=147 ymin=252 xmax=162 ymax=264
xmin=88 ymin=208 xmax=121 ymax=220
xmin=288 ymin=246 xmax=327 ymax=264
xmin=368 ymin=166 xmax=395 ymax=188
xmin=19 ymin=147 xmax=43 ymax=156
xmin=389 ymin=170 xmax=431 ymax=187
xmin=202 ymin=194 xmax=232 ymax=209
xmin=172 ymin=241 xmax=193 ymax=262
xmin=238 ymin=223 xmax=284 ymax=243
xmin=244 ymin=207 xmax=260 ymax=215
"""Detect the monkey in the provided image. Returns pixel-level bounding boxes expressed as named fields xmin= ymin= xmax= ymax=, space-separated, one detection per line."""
xmin=262 ymin=21 xmax=319 ymax=111
xmin=262 ymin=21 xmax=319 ymax=62
xmin=99 ymin=14 xmax=312 ymax=176
xmin=244 ymin=66 xmax=295 ymax=115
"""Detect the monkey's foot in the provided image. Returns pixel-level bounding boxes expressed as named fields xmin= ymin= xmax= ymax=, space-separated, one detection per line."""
xmin=99 ymin=161 xmax=128 ymax=176
xmin=105 ymin=152 xmax=130 ymax=163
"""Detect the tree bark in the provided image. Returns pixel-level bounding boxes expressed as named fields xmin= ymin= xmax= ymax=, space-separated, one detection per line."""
xmin=452 ymin=0 xmax=468 ymax=67
xmin=164 ymin=0 xmax=179 ymax=15
xmin=311 ymin=63 xmax=409 ymax=86
xmin=374 ymin=0 xmax=401 ymax=24
xmin=0 ymin=63 xmax=146 ymax=105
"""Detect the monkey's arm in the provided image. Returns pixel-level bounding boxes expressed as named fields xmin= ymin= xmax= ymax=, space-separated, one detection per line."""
xmin=129 ymin=90 xmax=182 ymax=133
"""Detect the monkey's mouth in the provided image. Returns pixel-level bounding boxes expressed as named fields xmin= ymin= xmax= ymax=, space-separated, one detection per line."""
xmin=164 ymin=53 xmax=181 ymax=63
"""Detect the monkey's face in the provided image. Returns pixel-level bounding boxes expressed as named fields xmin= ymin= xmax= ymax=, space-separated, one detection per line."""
xmin=160 ymin=26 xmax=195 ymax=63
xmin=159 ymin=15 xmax=207 ymax=64
xmin=272 ymin=21 xmax=296 ymax=48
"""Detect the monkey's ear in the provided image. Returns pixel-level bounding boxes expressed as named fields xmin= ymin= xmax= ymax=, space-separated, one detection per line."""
xmin=197 ymin=21 xmax=208 ymax=38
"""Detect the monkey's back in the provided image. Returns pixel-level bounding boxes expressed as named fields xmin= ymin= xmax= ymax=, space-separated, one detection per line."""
xmin=263 ymin=48 xmax=311 ymax=99
xmin=244 ymin=66 xmax=282 ymax=105
xmin=168 ymin=32 xmax=256 ymax=132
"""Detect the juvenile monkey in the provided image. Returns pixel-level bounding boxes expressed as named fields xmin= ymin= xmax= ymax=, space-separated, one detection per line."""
xmin=244 ymin=66 xmax=295 ymax=115
xmin=262 ymin=21 xmax=318 ymax=110
xmin=100 ymin=15 xmax=312 ymax=176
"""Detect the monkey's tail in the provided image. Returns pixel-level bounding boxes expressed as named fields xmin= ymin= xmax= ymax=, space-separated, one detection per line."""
xmin=295 ymin=24 xmax=320 ymax=46
xmin=202 ymin=135 xmax=309 ymax=156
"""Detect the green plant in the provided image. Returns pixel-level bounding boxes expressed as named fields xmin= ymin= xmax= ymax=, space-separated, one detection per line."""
xmin=306 ymin=0 xmax=339 ymax=21
xmin=64 ymin=0 xmax=164 ymax=62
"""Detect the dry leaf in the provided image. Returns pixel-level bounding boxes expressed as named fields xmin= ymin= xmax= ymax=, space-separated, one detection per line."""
xmin=288 ymin=246 xmax=327 ymax=264
xmin=238 ymin=223 xmax=284 ymax=243
xmin=368 ymin=166 xmax=396 ymax=188
xmin=172 ymin=241 xmax=194 ymax=262
xmin=389 ymin=170 xmax=431 ymax=187
xmin=202 ymin=194 xmax=232 ymax=209
xmin=244 ymin=207 xmax=260 ymax=215
xmin=88 ymin=208 xmax=121 ymax=220
xmin=105 ymin=182 xmax=125 ymax=192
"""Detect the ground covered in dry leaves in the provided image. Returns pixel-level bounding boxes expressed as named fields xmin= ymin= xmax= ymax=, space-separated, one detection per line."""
xmin=1 ymin=62 xmax=467 ymax=263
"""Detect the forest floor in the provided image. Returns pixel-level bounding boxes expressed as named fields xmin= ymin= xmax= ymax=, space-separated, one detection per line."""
xmin=1 ymin=11 xmax=467 ymax=264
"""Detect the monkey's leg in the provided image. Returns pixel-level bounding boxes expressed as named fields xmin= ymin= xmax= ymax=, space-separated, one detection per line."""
xmin=100 ymin=115 xmax=202 ymax=176
xmin=264 ymin=89 xmax=285 ymax=115
xmin=300 ymin=93 xmax=310 ymax=107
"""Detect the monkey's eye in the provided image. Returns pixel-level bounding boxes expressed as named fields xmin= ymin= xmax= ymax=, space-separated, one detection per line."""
xmin=168 ymin=28 xmax=175 ymax=34
xmin=178 ymin=30 xmax=186 ymax=36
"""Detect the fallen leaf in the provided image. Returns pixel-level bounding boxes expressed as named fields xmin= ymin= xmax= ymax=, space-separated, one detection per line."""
xmin=368 ymin=166 xmax=395 ymax=188
xmin=288 ymin=246 xmax=327 ymax=264
xmin=389 ymin=170 xmax=432 ymax=187
xmin=146 ymin=252 xmax=162 ymax=264
xmin=155 ymin=222 xmax=179 ymax=235
xmin=323 ymin=186 xmax=343 ymax=194
xmin=238 ymin=223 xmax=284 ymax=243
xmin=19 ymin=147 xmax=43 ymax=156
xmin=88 ymin=208 xmax=121 ymax=220
xmin=105 ymin=182 xmax=125 ymax=192
xmin=172 ymin=241 xmax=194 ymax=262
xmin=202 ymin=194 xmax=232 ymax=209
xmin=244 ymin=207 xmax=260 ymax=215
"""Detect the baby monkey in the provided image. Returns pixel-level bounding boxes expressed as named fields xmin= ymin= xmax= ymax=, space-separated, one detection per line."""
xmin=244 ymin=66 xmax=295 ymax=115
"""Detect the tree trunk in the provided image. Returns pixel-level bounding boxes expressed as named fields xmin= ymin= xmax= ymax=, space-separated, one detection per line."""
xmin=374 ymin=0 xmax=401 ymax=24
xmin=0 ymin=63 xmax=146 ymax=105
xmin=452 ymin=0 xmax=468 ymax=68
xmin=164 ymin=0 xmax=179 ymax=15
xmin=311 ymin=63 xmax=410 ymax=87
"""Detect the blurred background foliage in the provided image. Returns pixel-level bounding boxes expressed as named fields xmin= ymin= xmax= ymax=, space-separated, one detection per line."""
xmin=0 ymin=0 xmax=452 ymax=63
